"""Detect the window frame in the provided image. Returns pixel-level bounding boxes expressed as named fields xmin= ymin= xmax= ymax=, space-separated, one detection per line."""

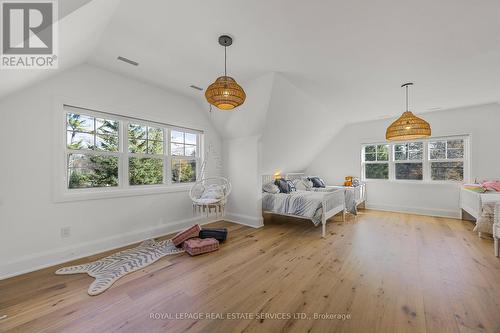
xmin=362 ymin=144 xmax=390 ymax=180
xmin=393 ymin=141 xmax=424 ymax=181
xmin=427 ymin=138 xmax=466 ymax=182
xmin=54 ymin=100 xmax=203 ymax=202
xmin=169 ymin=129 xmax=200 ymax=184
xmin=361 ymin=135 xmax=470 ymax=184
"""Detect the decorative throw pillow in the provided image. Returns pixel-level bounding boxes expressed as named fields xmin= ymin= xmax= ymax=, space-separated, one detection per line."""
xmin=262 ymin=182 xmax=280 ymax=194
xmin=172 ymin=224 xmax=201 ymax=247
xmin=352 ymin=178 xmax=360 ymax=187
xmin=274 ymin=178 xmax=290 ymax=193
xmin=183 ymin=237 xmax=219 ymax=256
xmin=293 ymin=178 xmax=308 ymax=191
xmin=286 ymin=180 xmax=296 ymax=192
xmin=302 ymin=177 xmax=313 ymax=189
xmin=308 ymin=176 xmax=326 ymax=188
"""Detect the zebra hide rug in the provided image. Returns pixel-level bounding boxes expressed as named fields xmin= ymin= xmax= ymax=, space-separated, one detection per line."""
xmin=55 ymin=239 xmax=184 ymax=296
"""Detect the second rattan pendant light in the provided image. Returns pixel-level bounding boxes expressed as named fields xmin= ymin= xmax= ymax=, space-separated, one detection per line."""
xmin=386 ymin=83 xmax=431 ymax=141
xmin=205 ymin=35 xmax=246 ymax=110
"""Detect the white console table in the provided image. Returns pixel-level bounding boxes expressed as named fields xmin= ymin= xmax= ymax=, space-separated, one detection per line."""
xmin=460 ymin=188 xmax=500 ymax=256
xmin=460 ymin=188 xmax=500 ymax=220
xmin=495 ymin=205 xmax=500 ymax=257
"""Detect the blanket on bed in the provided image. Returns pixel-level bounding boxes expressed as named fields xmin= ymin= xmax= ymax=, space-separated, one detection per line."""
xmin=307 ymin=187 xmax=357 ymax=215
xmin=262 ymin=191 xmax=327 ymax=225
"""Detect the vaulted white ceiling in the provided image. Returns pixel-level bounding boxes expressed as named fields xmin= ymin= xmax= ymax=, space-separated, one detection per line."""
xmin=87 ymin=0 xmax=500 ymax=127
xmin=2 ymin=0 xmax=500 ymax=169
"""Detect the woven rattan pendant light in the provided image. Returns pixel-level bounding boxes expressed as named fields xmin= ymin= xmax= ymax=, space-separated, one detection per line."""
xmin=205 ymin=35 xmax=246 ymax=110
xmin=386 ymin=83 xmax=431 ymax=141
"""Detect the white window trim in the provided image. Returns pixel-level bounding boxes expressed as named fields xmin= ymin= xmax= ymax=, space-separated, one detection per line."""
xmin=52 ymin=98 xmax=204 ymax=202
xmin=360 ymin=135 xmax=470 ymax=184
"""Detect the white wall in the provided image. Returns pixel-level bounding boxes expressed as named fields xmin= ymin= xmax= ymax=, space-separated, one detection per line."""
xmin=208 ymin=73 xmax=350 ymax=224
xmin=0 ymin=64 xmax=223 ymax=278
xmin=223 ymin=135 xmax=263 ymax=228
xmin=209 ymin=73 xmax=274 ymax=139
xmin=306 ymin=103 xmax=500 ymax=218
xmin=260 ymin=74 xmax=346 ymax=174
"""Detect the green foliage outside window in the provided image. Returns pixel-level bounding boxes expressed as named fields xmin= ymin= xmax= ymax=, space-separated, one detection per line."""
xmin=66 ymin=113 xmax=198 ymax=189
xmin=129 ymin=158 xmax=164 ymax=185
xmin=172 ymin=160 xmax=196 ymax=183
xmin=365 ymin=164 xmax=389 ymax=179
xmin=67 ymin=113 xmax=119 ymax=188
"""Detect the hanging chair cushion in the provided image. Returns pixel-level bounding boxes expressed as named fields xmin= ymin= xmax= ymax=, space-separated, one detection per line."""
xmin=172 ymin=224 xmax=201 ymax=247
xmin=193 ymin=198 xmax=221 ymax=205
xmin=200 ymin=184 xmax=225 ymax=200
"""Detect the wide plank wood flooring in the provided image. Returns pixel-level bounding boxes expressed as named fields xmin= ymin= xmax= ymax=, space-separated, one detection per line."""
xmin=1 ymin=210 xmax=500 ymax=333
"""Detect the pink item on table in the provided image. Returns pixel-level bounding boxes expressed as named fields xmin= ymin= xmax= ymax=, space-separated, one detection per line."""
xmin=482 ymin=181 xmax=500 ymax=192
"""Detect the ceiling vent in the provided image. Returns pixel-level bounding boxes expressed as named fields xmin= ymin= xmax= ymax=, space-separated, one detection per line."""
xmin=190 ymin=85 xmax=203 ymax=91
xmin=117 ymin=56 xmax=139 ymax=66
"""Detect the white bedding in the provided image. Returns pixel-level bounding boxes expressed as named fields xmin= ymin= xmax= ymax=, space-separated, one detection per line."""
xmin=307 ymin=186 xmax=360 ymax=214
xmin=262 ymin=190 xmax=343 ymax=225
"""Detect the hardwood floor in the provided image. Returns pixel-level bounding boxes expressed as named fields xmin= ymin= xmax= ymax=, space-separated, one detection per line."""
xmin=1 ymin=210 xmax=499 ymax=333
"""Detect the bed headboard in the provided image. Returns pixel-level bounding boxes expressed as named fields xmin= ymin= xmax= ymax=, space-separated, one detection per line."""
xmin=262 ymin=172 xmax=305 ymax=184
xmin=286 ymin=173 xmax=305 ymax=181
xmin=262 ymin=174 xmax=274 ymax=184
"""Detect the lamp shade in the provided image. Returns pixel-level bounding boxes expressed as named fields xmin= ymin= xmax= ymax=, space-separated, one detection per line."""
xmin=205 ymin=76 xmax=246 ymax=110
xmin=385 ymin=111 xmax=431 ymax=141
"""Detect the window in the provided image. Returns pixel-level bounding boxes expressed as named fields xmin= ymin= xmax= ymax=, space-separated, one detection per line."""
xmin=394 ymin=142 xmax=423 ymax=180
xmin=429 ymin=139 xmax=464 ymax=181
xmin=128 ymin=124 xmax=165 ymax=185
xmin=66 ymin=113 xmax=119 ymax=189
xmin=361 ymin=136 xmax=468 ymax=182
xmin=63 ymin=105 xmax=202 ymax=194
xmin=170 ymin=130 xmax=198 ymax=183
xmin=363 ymin=144 xmax=389 ymax=179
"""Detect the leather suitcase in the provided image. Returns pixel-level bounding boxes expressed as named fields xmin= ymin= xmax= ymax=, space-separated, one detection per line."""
xmin=199 ymin=228 xmax=228 ymax=242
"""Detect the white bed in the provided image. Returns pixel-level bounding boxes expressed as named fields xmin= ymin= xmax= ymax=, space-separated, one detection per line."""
xmin=285 ymin=173 xmax=366 ymax=214
xmin=262 ymin=174 xmax=345 ymax=238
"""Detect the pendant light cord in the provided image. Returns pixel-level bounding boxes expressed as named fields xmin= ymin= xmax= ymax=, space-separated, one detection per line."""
xmin=224 ymin=46 xmax=227 ymax=77
xmin=405 ymin=84 xmax=409 ymax=112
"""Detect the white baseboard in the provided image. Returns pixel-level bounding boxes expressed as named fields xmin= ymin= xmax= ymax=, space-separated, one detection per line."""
xmin=0 ymin=216 xmax=219 ymax=280
xmin=224 ymin=212 xmax=264 ymax=228
xmin=365 ymin=203 xmax=461 ymax=219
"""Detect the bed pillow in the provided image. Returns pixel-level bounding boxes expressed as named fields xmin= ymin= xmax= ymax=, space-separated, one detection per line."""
xmin=262 ymin=182 xmax=280 ymax=194
xmin=274 ymin=178 xmax=290 ymax=193
xmin=293 ymin=178 xmax=308 ymax=191
xmin=286 ymin=180 xmax=296 ymax=192
xmin=308 ymin=176 xmax=326 ymax=188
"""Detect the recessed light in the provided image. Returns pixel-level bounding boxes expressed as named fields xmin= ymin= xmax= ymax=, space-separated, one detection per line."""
xmin=427 ymin=107 xmax=442 ymax=111
xmin=190 ymin=85 xmax=203 ymax=91
xmin=117 ymin=56 xmax=139 ymax=66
